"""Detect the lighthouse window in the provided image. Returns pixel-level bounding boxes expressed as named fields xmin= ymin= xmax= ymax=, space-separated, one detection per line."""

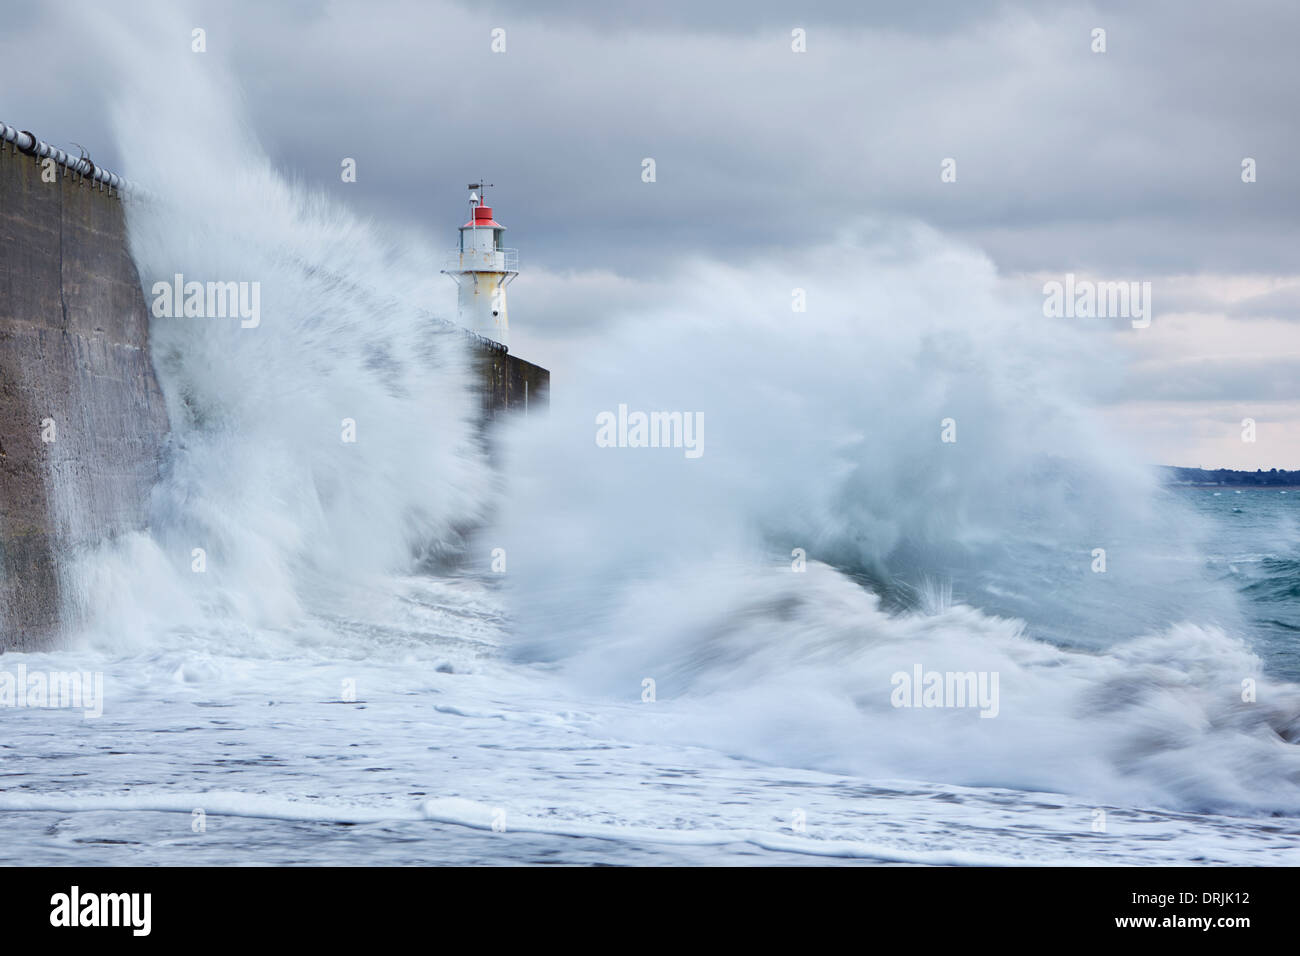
xmin=494 ymin=232 xmax=504 ymax=251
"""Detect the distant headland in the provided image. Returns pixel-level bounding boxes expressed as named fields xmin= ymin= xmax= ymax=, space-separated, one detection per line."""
xmin=1162 ymin=466 xmax=1300 ymax=488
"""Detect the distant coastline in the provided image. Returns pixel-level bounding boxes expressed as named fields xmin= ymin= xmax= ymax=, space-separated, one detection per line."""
xmin=1162 ymin=466 xmax=1300 ymax=489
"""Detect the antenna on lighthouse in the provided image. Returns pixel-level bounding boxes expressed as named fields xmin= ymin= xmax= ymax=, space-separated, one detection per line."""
xmin=467 ymin=183 xmax=492 ymax=230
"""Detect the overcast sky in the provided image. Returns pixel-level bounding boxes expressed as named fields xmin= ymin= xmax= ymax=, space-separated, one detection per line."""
xmin=4 ymin=0 xmax=1298 ymax=468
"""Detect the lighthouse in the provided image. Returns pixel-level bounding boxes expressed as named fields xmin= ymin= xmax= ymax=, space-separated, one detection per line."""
xmin=442 ymin=183 xmax=518 ymax=348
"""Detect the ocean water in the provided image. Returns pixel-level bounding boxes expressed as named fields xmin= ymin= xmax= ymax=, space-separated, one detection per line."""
xmin=1188 ymin=487 xmax=1300 ymax=682
xmin=2 ymin=11 xmax=1299 ymax=865
xmin=1 ymin=499 xmax=1298 ymax=866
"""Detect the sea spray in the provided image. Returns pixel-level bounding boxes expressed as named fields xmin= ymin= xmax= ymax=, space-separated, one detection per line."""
xmin=490 ymin=226 xmax=1300 ymax=812
xmin=58 ymin=5 xmax=490 ymax=643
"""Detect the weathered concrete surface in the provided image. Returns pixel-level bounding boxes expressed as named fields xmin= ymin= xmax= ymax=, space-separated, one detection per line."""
xmin=0 ymin=143 xmax=169 ymax=649
xmin=473 ymin=346 xmax=549 ymax=422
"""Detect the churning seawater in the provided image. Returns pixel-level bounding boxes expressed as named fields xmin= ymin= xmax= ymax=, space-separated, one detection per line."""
xmin=1 ymin=490 xmax=1298 ymax=866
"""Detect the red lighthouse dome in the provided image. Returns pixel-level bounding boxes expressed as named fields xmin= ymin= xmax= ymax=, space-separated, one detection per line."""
xmin=462 ymin=204 xmax=504 ymax=229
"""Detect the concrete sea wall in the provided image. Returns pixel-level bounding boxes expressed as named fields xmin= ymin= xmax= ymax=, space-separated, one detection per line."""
xmin=473 ymin=345 xmax=549 ymax=421
xmin=0 ymin=139 xmax=169 ymax=649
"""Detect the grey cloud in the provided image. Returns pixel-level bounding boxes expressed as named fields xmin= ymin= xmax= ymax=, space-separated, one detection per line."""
xmin=1112 ymin=355 xmax=1300 ymax=403
xmin=470 ymin=0 xmax=1007 ymax=34
xmin=1228 ymin=284 xmax=1300 ymax=322
xmin=2 ymin=0 xmax=1298 ymax=322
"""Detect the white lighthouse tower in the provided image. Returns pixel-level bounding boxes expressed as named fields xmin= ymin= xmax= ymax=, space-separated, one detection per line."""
xmin=442 ymin=183 xmax=518 ymax=347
